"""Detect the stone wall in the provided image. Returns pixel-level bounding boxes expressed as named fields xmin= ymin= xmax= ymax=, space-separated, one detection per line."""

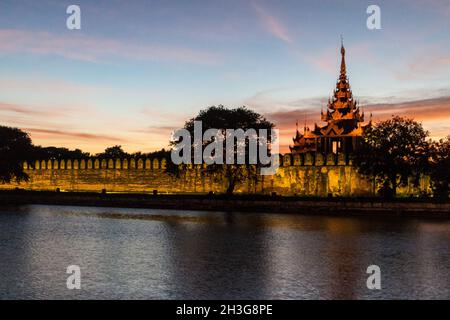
xmin=0 ymin=153 xmax=431 ymax=197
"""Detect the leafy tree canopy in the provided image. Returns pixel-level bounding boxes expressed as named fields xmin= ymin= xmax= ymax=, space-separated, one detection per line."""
xmin=32 ymin=146 xmax=90 ymax=160
xmin=0 ymin=125 xmax=34 ymax=183
xmin=170 ymin=105 xmax=275 ymax=194
xmin=352 ymin=116 xmax=429 ymax=196
xmin=427 ymin=137 xmax=449 ymax=198
xmin=96 ymin=145 xmax=129 ymax=158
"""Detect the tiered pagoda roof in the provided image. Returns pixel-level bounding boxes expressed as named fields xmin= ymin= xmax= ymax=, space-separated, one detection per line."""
xmin=290 ymin=41 xmax=370 ymax=154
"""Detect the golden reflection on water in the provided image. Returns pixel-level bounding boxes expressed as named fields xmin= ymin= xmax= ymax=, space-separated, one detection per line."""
xmin=53 ymin=207 xmax=418 ymax=235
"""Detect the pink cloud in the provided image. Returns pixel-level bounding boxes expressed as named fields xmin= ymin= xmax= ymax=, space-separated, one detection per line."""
xmin=0 ymin=29 xmax=221 ymax=65
xmin=374 ymin=42 xmax=450 ymax=81
xmin=0 ymin=101 xmax=74 ymax=118
xmin=400 ymin=55 xmax=450 ymax=80
xmin=252 ymin=2 xmax=293 ymax=44
xmin=0 ymin=75 xmax=101 ymax=95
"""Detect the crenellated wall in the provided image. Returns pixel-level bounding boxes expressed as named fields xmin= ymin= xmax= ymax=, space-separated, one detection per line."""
xmin=0 ymin=153 xmax=431 ymax=197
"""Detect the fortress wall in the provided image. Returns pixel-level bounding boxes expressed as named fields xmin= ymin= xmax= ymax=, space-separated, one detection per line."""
xmin=0 ymin=154 xmax=430 ymax=197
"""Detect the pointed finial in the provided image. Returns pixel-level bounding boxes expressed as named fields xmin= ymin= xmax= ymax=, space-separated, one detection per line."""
xmin=339 ymin=35 xmax=346 ymax=79
xmin=304 ymin=112 xmax=307 ymax=129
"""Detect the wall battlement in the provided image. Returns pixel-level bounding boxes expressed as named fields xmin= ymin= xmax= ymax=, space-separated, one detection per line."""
xmin=22 ymin=152 xmax=351 ymax=171
xmin=1 ymin=153 xmax=429 ymax=197
xmin=23 ymin=157 xmax=168 ymax=171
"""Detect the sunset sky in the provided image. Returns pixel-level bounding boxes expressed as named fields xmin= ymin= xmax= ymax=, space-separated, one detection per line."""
xmin=0 ymin=0 xmax=449 ymax=153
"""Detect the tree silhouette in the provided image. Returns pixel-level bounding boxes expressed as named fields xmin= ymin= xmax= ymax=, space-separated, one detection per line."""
xmin=0 ymin=125 xmax=35 ymax=183
xmin=33 ymin=146 xmax=90 ymax=159
xmin=427 ymin=137 xmax=449 ymax=198
xmin=96 ymin=145 xmax=129 ymax=158
xmin=352 ymin=116 xmax=429 ymax=197
xmin=170 ymin=106 xmax=275 ymax=195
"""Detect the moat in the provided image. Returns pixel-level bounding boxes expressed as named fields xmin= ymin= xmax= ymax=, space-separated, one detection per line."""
xmin=0 ymin=204 xmax=449 ymax=299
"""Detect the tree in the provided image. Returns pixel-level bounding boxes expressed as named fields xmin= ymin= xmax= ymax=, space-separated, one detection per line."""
xmin=132 ymin=148 xmax=169 ymax=159
xmin=352 ymin=116 xmax=429 ymax=197
xmin=427 ymin=137 xmax=449 ymax=198
xmin=32 ymin=146 xmax=90 ymax=159
xmin=0 ymin=125 xmax=35 ymax=183
xmin=96 ymin=145 xmax=129 ymax=158
xmin=170 ymin=106 xmax=275 ymax=195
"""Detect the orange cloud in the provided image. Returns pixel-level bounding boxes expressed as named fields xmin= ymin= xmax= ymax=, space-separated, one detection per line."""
xmin=364 ymin=96 xmax=450 ymax=121
xmin=265 ymin=96 xmax=450 ymax=153
xmin=3 ymin=94 xmax=449 ymax=155
xmin=0 ymin=99 xmax=175 ymax=153
xmin=24 ymin=128 xmax=127 ymax=143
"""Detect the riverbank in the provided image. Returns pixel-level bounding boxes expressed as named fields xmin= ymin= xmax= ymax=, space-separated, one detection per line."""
xmin=0 ymin=190 xmax=449 ymax=218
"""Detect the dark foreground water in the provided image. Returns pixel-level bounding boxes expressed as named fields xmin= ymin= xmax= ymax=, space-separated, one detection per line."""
xmin=0 ymin=205 xmax=448 ymax=299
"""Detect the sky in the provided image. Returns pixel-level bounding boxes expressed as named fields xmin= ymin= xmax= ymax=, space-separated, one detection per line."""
xmin=0 ymin=0 xmax=449 ymax=153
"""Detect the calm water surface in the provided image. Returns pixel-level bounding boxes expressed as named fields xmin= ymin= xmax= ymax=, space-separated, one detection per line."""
xmin=0 ymin=204 xmax=449 ymax=299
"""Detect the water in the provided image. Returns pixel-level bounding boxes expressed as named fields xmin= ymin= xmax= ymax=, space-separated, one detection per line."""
xmin=0 ymin=204 xmax=448 ymax=300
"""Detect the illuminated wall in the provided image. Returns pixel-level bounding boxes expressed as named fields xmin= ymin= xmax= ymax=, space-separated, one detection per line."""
xmin=0 ymin=153 xmax=430 ymax=197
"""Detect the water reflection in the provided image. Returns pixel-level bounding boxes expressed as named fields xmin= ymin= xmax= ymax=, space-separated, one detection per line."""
xmin=0 ymin=205 xmax=448 ymax=299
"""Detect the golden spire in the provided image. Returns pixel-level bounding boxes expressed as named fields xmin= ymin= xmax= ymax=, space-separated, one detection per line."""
xmin=340 ymin=35 xmax=346 ymax=80
xmin=304 ymin=113 xmax=307 ymax=133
